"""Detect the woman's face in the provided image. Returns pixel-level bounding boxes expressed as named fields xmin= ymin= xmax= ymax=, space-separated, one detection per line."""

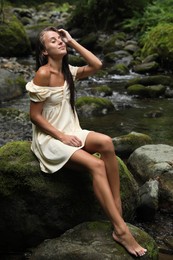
xmin=42 ymin=30 xmax=67 ymax=58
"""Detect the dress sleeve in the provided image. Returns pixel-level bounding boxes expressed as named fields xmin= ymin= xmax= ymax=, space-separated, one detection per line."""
xmin=25 ymin=81 xmax=51 ymax=102
xmin=69 ymin=65 xmax=79 ymax=81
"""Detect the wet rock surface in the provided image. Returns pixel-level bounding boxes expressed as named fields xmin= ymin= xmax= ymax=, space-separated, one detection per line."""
xmin=30 ymin=221 xmax=158 ymax=260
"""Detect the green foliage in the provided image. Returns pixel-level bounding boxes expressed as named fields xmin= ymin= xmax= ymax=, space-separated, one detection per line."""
xmin=68 ymin=0 xmax=152 ymax=33
xmin=141 ymin=23 xmax=173 ymax=67
xmin=123 ymin=0 xmax=173 ymax=34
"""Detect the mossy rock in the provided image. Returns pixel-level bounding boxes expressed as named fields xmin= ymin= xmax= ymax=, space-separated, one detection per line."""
xmin=102 ymin=33 xmax=126 ymax=54
xmin=104 ymin=52 xmax=118 ymax=63
xmin=133 ymin=61 xmax=159 ymax=74
xmin=0 ymin=107 xmax=29 ymax=120
xmin=0 ymin=8 xmax=31 ymax=57
xmin=141 ymin=23 xmax=173 ymax=67
xmin=127 ymin=84 xmax=166 ymax=98
xmin=109 ymin=63 xmax=129 ymax=75
xmin=125 ymin=75 xmax=173 ymax=88
xmin=80 ymin=32 xmax=99 ymax=49
xmin=0 ymin=140 xmax=139 ymax=250
xmin=0 ymin=69 xmax=27 ymax=101
xmin=91 ymin=85 xmax=113 ymax=97
xmin=76 ymin=96 xmax=114 ymax=116
xmin=113 ymin=132 xmax=152 ymax=158
xmin=117 ymin=156 xmax=139 ymax=220
xmin=68 ymin=54 xmax=86 ymax=66
xmin=30 ymin=221 xmax=158 ymax=260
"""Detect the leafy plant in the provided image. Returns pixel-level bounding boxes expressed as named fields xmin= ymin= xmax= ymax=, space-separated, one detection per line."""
xmin=122 ymin=0 xmax=173 ymax=34
xmin=68 ymin=0 xmax=152 ymax=33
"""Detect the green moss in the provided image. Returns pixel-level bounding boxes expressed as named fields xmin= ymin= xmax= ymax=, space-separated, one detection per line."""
xmin=103 ymin=35 xmax=123 ymax=53
xmin=0 ymin=107 xmax=29 ymax=120
xmin=118 ymin=132 xmax=152 ymax=147
xmin=127 ymin=84 xmax=147 ymax=96
xmin=87 ymin=221 xmax=110 ymax=232
xmin=0 ymin=8 xmax=31 ymax=56
xmin=125 ymin=75 xmax=173 ymax=88
xmin=141 ymin=23 xmax=173 ymax=67
xmin=91 ymin=85 xmax=112 ymax=96
xmin=117 ymin=156 xmax=139 ymax=220
xmin=127 ymin=84 xmax=166 ymax=97
xmin=76 ymin=96 xmax=113 ymax=109
xmin=0 ymin=141 xmax=41 ymax=196
xmin=15 ymin=75 xmax=27 ymax=89
xmin=69 ymin=55 xmax=86 ymax=66
xmin=0 ymin=141 xmax=39 ymax=179
xmin=5 ymin=75 xmax=26 ymax=90
xmin=109 ymin=63 xmax=129 ymax=75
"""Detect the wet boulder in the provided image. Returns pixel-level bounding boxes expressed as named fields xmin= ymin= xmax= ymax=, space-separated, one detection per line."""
xmin=0 ymin=108 xmax=31 ymax=146
xmin=0 ymin=9 xmax=31 ymax=57
xmin=112 ymin=132 xmax=152 ymax=158
xmin=0 ymin=68 xmax=26 ymax=101
xmin=109 ymin=63 xmax=129 ymax=75
xmin=128 ymin=144 xmax=173 ymax=213
xmin=127 ymin=84 xmax=166 ymax=98
xmin=30 ymin=221 xmax=158 ymax=260
xmin=90 ymin=85 xmax=113 ymax=97
xmin=136 ymin=179 xmax=159 ymax=221
xmin=125 ymin=75 xmax=173 ymax=89
xmin=133 ymin=61 xmax=159 ymax=74
xmin=0 ymin=140 xmax=139 ymax=251
xmin=76 ymin=96 xmax=114 ymax=116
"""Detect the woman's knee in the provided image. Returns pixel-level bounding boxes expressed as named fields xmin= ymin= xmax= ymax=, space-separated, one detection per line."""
xmin=98 ymin=135 xmax=114 ymax=153
xmin=90 ymin=158 xmax=106 ymax=176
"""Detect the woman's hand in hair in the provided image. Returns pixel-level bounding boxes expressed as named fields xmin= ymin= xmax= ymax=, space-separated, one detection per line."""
xmin=58 ymin=29 xmax=73 ymax=44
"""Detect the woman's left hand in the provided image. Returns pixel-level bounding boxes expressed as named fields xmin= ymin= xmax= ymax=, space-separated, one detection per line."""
xmin=58 ymin=29 xmax=73 ymax=44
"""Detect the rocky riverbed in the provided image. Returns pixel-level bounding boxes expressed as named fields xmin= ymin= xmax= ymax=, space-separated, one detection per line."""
xmin=0 ymin=2 xmax=173 ymax=258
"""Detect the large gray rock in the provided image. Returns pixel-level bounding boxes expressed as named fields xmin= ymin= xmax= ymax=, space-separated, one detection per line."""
xmin=30 ymin=221 xmax=158 ymax=260
xmin=128 ymin=144 xmax=173 ymax=213
xmin=133 ymin=61 xmax=159 ymax=74
xmin=0 ymin=68 xmax=26 ymax=101
xmin=0 ymin=141 xmax=139 ymax=251
xmin=137 ymin=179 xmax=159 ymax=221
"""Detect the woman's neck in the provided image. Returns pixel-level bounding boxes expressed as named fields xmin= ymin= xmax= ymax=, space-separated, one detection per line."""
xmin=48 ymin=58 xmax=62 ymax=72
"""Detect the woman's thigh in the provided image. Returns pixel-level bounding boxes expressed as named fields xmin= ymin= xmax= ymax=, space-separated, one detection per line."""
xmin=83 ymin=131 xmax=114 ymax=154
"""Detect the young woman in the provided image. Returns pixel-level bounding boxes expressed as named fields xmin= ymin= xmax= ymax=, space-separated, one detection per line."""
xmin=26 ymin=26 xmax=147 ymax=257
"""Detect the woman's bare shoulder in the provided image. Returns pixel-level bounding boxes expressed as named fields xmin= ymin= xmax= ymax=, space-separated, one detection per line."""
xmin=33 ymin=65 xmax=50 ymax=86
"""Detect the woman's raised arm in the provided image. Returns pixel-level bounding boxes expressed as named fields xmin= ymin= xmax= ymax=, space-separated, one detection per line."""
xmin=58 ymin=29 xmax=103 ymax=79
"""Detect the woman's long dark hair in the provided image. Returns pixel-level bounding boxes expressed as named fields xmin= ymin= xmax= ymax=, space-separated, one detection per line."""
xmin=35 ymin=26 xmax=75 ymax=112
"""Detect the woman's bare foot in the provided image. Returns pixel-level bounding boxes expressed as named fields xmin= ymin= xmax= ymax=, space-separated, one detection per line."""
xmin=112 ymin=225 xmax=147 ymax=257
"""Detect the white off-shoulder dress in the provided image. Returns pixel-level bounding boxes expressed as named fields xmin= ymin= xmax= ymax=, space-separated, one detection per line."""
xmin=26 ymin=65 xmax=90 ymax=173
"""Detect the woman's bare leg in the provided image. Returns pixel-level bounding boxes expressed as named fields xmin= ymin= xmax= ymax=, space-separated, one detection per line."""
xmin=65 ymin=148 xmax=147 ymax=257
xmin=84 ymin=132 xmax=122 ymax=215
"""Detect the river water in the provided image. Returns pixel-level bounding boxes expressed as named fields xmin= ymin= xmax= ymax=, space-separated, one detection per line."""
xmin=1 ymin=71 xmax=173 ymax=259
xmin=78 ymin=74 xmax=173 ymax=146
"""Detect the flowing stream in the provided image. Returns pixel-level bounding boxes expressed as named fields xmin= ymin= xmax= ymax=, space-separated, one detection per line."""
xmin=78 ymin=74 xmax=173 ymax=146
xmin=1 ymin=70 xmax=173 ymax=259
